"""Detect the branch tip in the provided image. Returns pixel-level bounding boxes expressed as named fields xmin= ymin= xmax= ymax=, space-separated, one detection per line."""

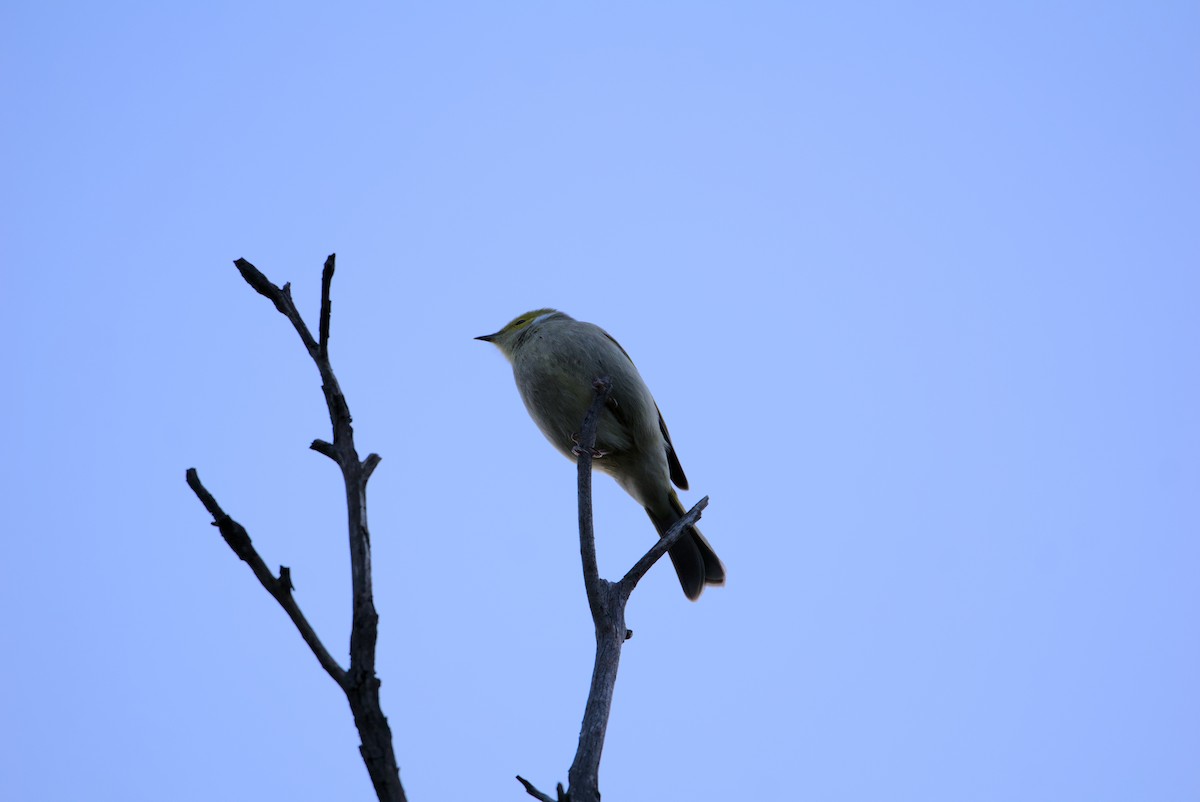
xmin=233 ymin=258 xmax=278 ymax=299
xmin=311 ymin=439 xmax=337 ymax=460
xmin=319 ymin=254 xmax=335 ymax=358
xmin=516 ymin=776 xmax=559 ymax=802
xmin=363 ymin=453 xmax=382 ymax=482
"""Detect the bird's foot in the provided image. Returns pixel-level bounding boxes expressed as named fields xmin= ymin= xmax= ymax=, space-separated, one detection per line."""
xmin=570 ymin=433 xmax=608 ymax=458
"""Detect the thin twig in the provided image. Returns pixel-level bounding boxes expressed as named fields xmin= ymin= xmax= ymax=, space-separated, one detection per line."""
xmin=310 ymin=439 xmax=337 ymax=461
xmin=618 ymin=496 xmax=708 ymax=599
xmin=185 ymin=468 xmax=347 ymax=687
xmin=515 ymin=776 xmax=560 ymax=802
xmin=234 ymin=258 xmax=319 ymax=354
xmin=319 ymin=253 xmax=334 ymax=359
xmin=574 ymin=377 xmax=613 ymax=619
xmin=362 ymin=453 xmax=383 ymax=483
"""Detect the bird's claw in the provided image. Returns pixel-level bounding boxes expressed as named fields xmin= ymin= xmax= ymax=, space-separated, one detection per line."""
xmin=570 ymin=433 xmax=608 ymax=458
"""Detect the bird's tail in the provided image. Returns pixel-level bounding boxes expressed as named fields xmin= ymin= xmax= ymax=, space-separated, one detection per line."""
xmin=645 ymin=491 xmax=725 ymax=601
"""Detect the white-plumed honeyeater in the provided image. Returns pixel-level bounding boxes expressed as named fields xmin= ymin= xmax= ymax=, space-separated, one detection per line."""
xmin=477 ymin=309 xmax=725 ymax=600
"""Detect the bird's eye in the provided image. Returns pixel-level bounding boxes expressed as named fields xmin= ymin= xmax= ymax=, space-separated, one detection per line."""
xmin=516 ymin=319 xmax=526 ymax=326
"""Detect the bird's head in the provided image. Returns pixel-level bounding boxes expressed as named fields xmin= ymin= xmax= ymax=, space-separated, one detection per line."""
xmin=475 ymin=309 xmax=563 ymax=358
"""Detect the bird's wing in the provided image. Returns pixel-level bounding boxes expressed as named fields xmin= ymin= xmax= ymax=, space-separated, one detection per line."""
xmin=600 ymin=327 xmax=690 ymax=490
xmin=657 ymin=406 xmax=689 ymax=491
xmin=599 ymin=327 xmax=635 ymax=364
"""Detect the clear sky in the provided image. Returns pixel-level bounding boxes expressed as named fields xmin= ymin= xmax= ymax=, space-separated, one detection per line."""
xmin=2 ymin=2 xmax=1198 ymax=800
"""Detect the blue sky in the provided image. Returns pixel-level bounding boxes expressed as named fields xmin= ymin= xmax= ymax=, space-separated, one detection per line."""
xmin=2 ymin=2 xmax=1198 ymax=800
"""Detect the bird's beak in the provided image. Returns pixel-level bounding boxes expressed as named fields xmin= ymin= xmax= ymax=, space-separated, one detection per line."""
xmin=475 ymin=332 xmax=497 ymax=343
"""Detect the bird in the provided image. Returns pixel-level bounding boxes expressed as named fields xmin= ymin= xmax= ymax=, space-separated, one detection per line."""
xmin=476 ymin=309 xmax=725 ymax=600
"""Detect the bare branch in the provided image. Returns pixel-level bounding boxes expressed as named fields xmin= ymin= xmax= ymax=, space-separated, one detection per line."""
xmin=234 ymin=258 xmax=287 ymax=310
xmin=516 ymin=776 xmax=562 ymax=802
xmin=573 ymin=376 xmax=613 ymax=620
xmin=310 ymin=439 xmax=337 ymax=461
xmin=233 ymin=258 xmax=319 ymax=354
xmin=190 ymin=257 xmax=405 ymax=802
xmin=362 ymin=453 xmax=382 ymax=483
xmin=185 ymin=468 xmax=347 ymax=687
xmin=618 ymin=496 xmax=709 ymax=600
xmin=319 ymin=253 xmax=334 ymax=359
xmin=566 ymin=587 xmax=624 ymax=802
xmin=520 ymin=376 xmax=714 ymax=802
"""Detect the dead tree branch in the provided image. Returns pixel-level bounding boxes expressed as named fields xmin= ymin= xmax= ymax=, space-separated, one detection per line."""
xmin=520 ymin=378 xmax=709 ymax=802
xmin=188 ymin=255 xmax=405 ymax=802
xmin=185 ymin=468 xmax=347 ymax=686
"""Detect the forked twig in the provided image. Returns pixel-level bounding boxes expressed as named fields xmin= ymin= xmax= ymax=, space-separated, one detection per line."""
xmin=520 ymin=378 xmax=708 ymax=802
xmin=188 ymin=255 xmax=404 ymax=802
